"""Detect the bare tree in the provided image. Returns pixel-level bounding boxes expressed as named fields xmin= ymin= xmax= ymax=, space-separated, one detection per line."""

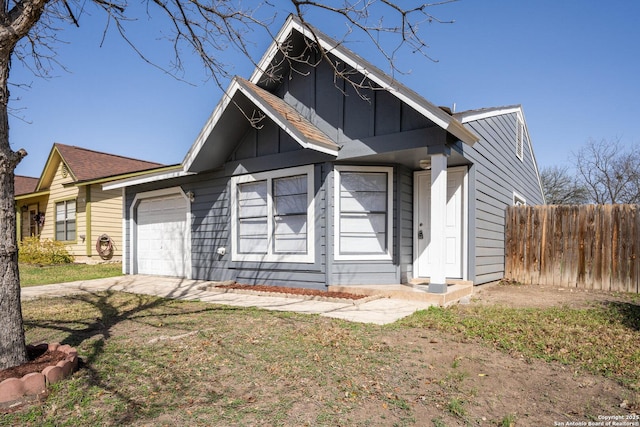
xmin=0 ymin=1 xmax=457 ymax=369
xmin=574 ymin=138 xmax=640 ymax=205
xmin=540 ymin=165 xmax=588 ymax=205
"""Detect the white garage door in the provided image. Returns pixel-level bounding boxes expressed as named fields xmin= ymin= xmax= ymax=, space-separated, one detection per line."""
xmin=136 ymin=194 xmax=189 ymax=277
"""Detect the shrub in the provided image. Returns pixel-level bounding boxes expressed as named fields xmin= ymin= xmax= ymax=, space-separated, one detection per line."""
xmin=19 ymin=237 xmax=74 ymax=265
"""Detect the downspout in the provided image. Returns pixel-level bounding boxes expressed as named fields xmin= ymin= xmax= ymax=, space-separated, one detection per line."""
xmin=85 ymin=185 xmax=92 ymax=257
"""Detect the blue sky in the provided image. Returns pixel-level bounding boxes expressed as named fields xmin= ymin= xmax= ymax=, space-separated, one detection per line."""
xmin=11 ymin=0 xmax=640 ymax=178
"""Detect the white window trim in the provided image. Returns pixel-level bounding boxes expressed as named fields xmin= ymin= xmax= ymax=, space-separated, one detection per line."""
xmin=334 ymin=165 xmax=394 ymax=261
xmin=230 ymin=165 xmax=315 ymax=263
xmin=55 ymin=199 xmax=76 ymax=242
xmin=513 ymin=191 xmax=526 ymax=206
xmin=516 ymin=113 xmax=525 ymax=162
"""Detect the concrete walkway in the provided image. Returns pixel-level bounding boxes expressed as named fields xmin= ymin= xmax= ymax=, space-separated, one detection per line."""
xmin=21 ymin=275 xmax=434 ymax=325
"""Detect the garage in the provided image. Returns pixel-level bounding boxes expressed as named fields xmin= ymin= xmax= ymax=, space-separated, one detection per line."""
xmin=135 ymin=192 xmax=190 ymax=277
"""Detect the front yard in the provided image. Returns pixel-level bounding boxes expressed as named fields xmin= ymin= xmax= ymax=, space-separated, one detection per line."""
xmin=2 ymin=282 xmax=638 ymax=426
xmin=19 ymin=263 xmax=123 ymax=287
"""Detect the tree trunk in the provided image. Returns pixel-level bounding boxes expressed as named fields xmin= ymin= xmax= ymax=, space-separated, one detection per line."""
xmin=0 ymin=48 xmax=28 ymax=370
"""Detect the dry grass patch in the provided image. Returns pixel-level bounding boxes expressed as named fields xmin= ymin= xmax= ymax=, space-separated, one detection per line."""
xmin=2 ymin=290 xmax=637 ymax=426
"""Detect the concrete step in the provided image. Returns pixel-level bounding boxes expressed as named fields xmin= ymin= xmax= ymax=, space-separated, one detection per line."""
xmin=328 ymin=281 xmax=473 ymax=306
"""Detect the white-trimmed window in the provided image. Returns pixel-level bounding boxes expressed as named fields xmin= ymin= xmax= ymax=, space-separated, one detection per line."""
xmin=334 ymin=166 xmax=393 ymax=260
xmin=516 ymin=115 xmax=524 ymax=161
xmin=55 ymin=200 xmax=76 ymax=241
xmin=513 ymin=192 xmax=526 ymax=206
xmin=231 ymin=165 xmax=314 ymax=263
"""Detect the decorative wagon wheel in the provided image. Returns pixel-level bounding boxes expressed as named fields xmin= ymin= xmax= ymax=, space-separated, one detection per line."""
xmin=96 ymin=234 xmax=115 ymax=260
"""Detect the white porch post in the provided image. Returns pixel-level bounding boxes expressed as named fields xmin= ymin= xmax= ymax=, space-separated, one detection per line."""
xmin=429 ymin=153 xmax=448 ymax=293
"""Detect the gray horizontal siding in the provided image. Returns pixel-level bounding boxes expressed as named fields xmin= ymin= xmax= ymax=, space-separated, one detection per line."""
xmin=463 ymin=112 xmax=544 ymax=285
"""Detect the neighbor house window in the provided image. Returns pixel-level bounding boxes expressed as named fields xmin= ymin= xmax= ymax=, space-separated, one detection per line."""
xmin=55 ymin=200 xmax=76 ymax=241
xmin=516 ymin=115 xmax=524 ymax=161
xmin=334 ymin=166 xmax=393 ymax=260
xmin=231 ymin=165 xmax=314 ymax=263
xmin=513 ymin=192 xmax=526 ymax=206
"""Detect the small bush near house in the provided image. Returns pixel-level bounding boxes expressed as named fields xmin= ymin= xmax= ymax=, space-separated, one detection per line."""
xmin=19 ymin=237 xmax=74 ymax=265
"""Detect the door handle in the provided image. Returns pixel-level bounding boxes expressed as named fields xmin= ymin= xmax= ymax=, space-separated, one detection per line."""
xmin=418 ymin=230 xmax=424 ymax=239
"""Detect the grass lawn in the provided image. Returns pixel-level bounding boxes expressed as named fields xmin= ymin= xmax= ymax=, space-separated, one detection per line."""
xmin=1 ymin=287 xmax=638 ymax=425
xmin=19 ymin=263 xmax=123 ymax=287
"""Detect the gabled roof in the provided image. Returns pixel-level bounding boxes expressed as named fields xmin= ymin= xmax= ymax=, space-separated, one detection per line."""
xmin=236 ymin=77 xmax=339 ymax=154
xmin=251 ymin=16 xmax=479 ymax=145
xmin=108 ymin=14 xmax=479 ymax=189
xmin=36 ymin=143 xmax=163 ymax=191
xmin=455 ymin=105 xmax=545 ymax=204
xmin=454 ymin=105 xmax=522 ymax=123
xmin=14 ymin=175 xmax=38 ymax=196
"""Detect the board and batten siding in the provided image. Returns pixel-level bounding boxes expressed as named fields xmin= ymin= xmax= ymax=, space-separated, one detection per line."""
xmin=278 ymin=57 xmax=433 ymax=147
xmin=461 ymin=112 xmax=544 ymax=284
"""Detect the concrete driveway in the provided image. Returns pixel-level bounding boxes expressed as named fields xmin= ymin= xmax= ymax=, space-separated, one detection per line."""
xmin=21 ymin=275 xmax=434 ymax=325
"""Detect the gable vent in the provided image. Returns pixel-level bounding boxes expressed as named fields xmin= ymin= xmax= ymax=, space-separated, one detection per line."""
xmin=61 ymin=164 xmax=69 ymax=178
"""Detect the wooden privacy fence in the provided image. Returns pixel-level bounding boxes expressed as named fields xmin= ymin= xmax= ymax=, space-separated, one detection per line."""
xmin=505 ymin=204 xmax=639 ymax=293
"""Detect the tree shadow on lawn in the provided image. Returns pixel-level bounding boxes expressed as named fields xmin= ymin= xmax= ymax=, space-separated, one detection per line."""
xmin=22 ymin=290 xmax=244 ymax=424
xmin=602 ymin=300 xmax=640 ymax=331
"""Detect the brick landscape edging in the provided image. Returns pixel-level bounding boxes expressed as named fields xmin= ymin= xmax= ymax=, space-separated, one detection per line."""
xmin=0 ymin=343 xmax=79 ymax=408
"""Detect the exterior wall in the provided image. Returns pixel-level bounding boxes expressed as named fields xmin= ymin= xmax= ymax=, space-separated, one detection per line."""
xmin=124 ymin=165 xmax=330 ymax=289
xmin=89 ymin=185 xmax=123 ymax=259
xmin=41 ymin=162 xmax=83 ymax=257
xmin=17 ymin=195 xmax=48 ymax=240
xmin=29 ymin=162 xmax=125 ymax=260
xmin=460 ymin=112 xmax=544 ymax=284
xmin=278 ymin=56 xmax=433 ymax=147
xmin=125 ymin=50 xmax=440 ymax=288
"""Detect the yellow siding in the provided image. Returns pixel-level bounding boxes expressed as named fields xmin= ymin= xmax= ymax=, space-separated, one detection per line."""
xmin=44 ymin=162 xmax=83 ymax=256
xmin=22 ymin=158 xmax=126 ymax=261
xmin=88 ymin=185 xmax=123 ymax=258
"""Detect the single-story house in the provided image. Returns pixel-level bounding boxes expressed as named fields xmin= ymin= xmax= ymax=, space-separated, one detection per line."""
xmin=105 ymin=16 xmax=544 ymax=291
xmin=15 ymin=143 xmax=171 ymax=261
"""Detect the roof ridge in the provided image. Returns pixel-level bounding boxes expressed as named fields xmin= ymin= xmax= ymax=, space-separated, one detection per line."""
xmin=54 ymin=142 xmax=163 ymax=166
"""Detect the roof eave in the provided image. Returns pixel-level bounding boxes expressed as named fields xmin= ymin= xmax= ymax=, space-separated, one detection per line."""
xmin=102 ymin=167 xmax=193 ymax=191
xmin=73 ymin=165 xmax=182 ymax=187
xmin=15 ymin=190 xmax=50 ymax=201
xmin=182 ymin=79 xmax=241 ymax=173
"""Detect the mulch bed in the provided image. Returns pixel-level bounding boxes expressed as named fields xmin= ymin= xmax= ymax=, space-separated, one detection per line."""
xmin=0 ymin=346 xmax=67 ymax=383
xmin=215 ymin=283 xmax=367 ymax=300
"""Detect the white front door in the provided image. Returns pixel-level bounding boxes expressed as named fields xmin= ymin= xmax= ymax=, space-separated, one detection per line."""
xmin=414 ymin=167 xmax=465 ymax=279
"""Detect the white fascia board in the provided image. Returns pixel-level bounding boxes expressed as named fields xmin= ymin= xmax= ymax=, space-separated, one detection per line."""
xmin=182 ymin=79 xmax=242 ymax=172
xmin=519 ymin=108 xmax=546 ymax=204
xmin=458 ymin=106 xmax=522 ymax=123
xmin=102 ymin=169 xmax=193 ymax=191
xmin=250 ymin=15 xmax=297 ymax=84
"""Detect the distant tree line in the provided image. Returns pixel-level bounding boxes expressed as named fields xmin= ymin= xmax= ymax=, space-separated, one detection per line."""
xmin=541 ymin=138 xmax=640 ymax=205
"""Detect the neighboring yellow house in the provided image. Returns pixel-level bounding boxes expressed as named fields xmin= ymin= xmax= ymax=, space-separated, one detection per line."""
xmin=15 ymin=143 xmax=167 ymax=261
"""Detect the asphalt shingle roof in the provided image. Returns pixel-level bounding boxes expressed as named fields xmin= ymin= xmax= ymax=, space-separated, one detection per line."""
xmin=54 ymin=143 xmax=163 ymax=182
xmin=236 ymin=78 xmax=339 ymax=152
xmin=14 ymin=175 xmax=38 ymax=196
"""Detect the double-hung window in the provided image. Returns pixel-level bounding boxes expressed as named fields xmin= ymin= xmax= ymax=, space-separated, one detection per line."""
xmin=55 ymin=200 xmax=76 ymax=241
xmin=334 ymin=166 xmax=393 ymax=260
xmin=231 ymin=165 xmax=314 ymax=262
